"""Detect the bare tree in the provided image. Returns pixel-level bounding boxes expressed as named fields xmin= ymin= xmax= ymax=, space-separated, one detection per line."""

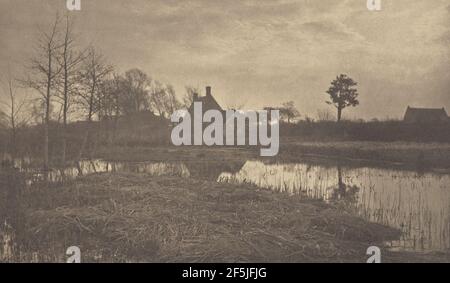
xmin=0 ymin=110 xmax=6 ymax=130
xmin=149 ymin=81 xmax=168 ymax=117
xmin=183 ymin=85 xmax=200 ymax=108
xmin=21 ymin=15 xmax=63 ymax=170
xmin=162 ymin=84 xmax=181 ymax=117
xmin=76 ymin=47 xmax=112 ymax=159
xmin=56 ymin=15 xmax=85 ymax=166
xmin=109 ymin=73 xmax=124 ymax=143
xmin=117 ymin=68 xmax=151 ymax=115
xmin=78 ymin=47 xmax=112 ymax=122
xmin=0 ymin=73 xmax=31 ymax=159
xmin=97 ymin=76 xmax=122 ymax=145
xmin=149 ymin=81 xmax=181 ymax=118
xmin=316 ymin=109 xmax=333 ymax=121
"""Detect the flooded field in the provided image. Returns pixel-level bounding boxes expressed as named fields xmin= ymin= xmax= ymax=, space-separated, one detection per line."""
xmin=1 ymin=157 xmax=449 ymax=260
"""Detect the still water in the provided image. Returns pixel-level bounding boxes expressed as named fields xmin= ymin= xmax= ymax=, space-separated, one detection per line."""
xmin=218 ymin=161 xmax=450 ymax=252
xmin=1 ymin=158 xmax=450 ymax=255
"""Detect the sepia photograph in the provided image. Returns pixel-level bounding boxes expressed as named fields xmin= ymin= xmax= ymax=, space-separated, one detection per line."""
xmin=0 ymin=0 xmax=449 ymax=269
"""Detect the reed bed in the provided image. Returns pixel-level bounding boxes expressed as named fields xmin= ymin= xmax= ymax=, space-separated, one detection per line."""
xmin=9 ymin=172 xmax=416 ymax=262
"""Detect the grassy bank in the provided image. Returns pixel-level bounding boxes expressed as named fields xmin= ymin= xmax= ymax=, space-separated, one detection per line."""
xmin=4 ymin=172 xmax=447 ymax=263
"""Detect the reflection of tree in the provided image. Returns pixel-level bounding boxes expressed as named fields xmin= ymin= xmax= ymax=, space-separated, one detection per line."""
xmin=329 ymin=166 xmax=360 ymax=204
xmin=183 ymin=160 xmax=245 ymax=181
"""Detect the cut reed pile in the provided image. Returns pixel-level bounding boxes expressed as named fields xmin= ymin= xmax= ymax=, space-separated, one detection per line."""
xmin=14 ymin=172 xmax=414 ymax=262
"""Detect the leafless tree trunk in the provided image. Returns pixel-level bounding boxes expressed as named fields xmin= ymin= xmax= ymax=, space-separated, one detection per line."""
xmin=57 ymin=15 xmax=84 ymax=167
xmin=1 ymin=72 xmax=30 ymax=160
xmin=76 ymin=47 xmax=112 ymax=161
xmin=149 ymin=80 xmax=178 ymax=118
xmin=22 ymin=15 xmax=62 ymax=172
xmin=183 ymin=85 xmax=200 ymax=108
xmin=316 ymin=109 xmax=333 ymax=121
xmin=112 ymin=74 xmax=121 ymax=144
xmin=97 ymin=76 xmax=122 ymax=146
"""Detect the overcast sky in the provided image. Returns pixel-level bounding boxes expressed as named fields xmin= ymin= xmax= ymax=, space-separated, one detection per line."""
xmin=0 ymin=0 xmax=449 ymax=120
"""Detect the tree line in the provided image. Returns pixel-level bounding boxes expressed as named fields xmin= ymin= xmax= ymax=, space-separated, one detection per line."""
xmin=0 ymin=14 xmax=196 ymax=170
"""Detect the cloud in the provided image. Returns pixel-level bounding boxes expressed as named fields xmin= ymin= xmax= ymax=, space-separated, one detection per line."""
xmin=0 ymin=0 xmax=449 ymax=119
xmin=300 ymin=20 xmax=362 ymax=41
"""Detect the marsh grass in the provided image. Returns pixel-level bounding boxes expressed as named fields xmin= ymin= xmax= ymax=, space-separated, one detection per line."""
xmin=4 ymin=172 xmax=409 ymax=262
xmin=2 ymin=168 xmax=449 ymax=262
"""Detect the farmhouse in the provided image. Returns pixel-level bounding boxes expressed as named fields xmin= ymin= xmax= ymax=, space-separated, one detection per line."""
xmin=403 ymin=106 xmax=449 ymax=123
xmin=174 ymin=86 xmax=280 ymax=156
xmin=188 ymin=86 xmax=224 ymax=115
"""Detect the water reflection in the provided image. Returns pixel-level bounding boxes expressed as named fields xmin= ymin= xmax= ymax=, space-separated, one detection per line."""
xmin=218 ymin=160 xmax=450 ymax=252
xmin=184 ymin=160 xmax=245 ymax=181
xmin=11 ymin=159 xmax=245 ymax=185
xmin=18 ymin=160 xmax=190 ymax=184
xmin=1 ymin=157 xmax=450 ymax=255
xmin=329 ymin=166 xmax=360 ymax=204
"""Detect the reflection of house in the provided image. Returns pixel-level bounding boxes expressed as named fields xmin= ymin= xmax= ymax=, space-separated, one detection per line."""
xmin=403 ymin=106 xmax=449 ymax=123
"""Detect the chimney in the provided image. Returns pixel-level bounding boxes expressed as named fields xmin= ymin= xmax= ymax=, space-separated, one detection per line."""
xmin=193 ymin=92 xmax=199 ymax=100
xmin=206 ymin=86 xmax=212 ymax=97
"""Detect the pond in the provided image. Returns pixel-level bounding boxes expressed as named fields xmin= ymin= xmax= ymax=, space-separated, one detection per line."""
xmin=1 ymin=157 xmax=449 ymax=258
xmin=217 ymin=161 xmax=450 ymax=252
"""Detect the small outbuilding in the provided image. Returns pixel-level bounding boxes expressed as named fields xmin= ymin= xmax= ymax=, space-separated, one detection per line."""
xmin=403 ymin=106 xmax=449 ymax=123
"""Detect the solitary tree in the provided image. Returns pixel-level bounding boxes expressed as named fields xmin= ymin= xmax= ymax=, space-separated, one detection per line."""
xmin=325 ymin=74 xmax=359 ymax=122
